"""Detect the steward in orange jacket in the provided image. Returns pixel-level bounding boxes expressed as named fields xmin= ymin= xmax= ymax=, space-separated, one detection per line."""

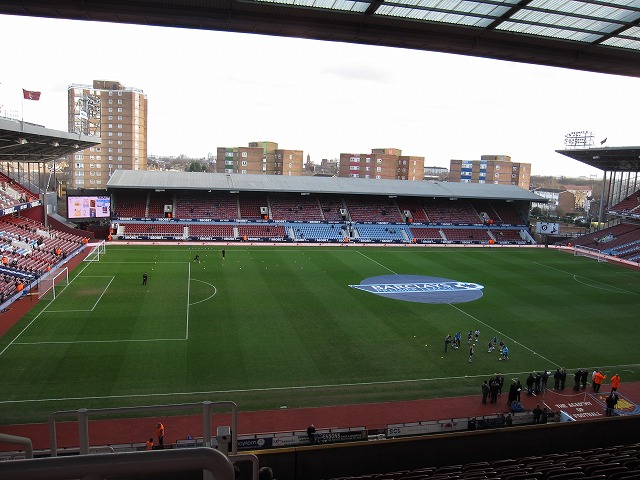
xmin=593 ymin=371 xmax=606 ymax=393
xmin=610 ymin=373 xmax=621 ymax=392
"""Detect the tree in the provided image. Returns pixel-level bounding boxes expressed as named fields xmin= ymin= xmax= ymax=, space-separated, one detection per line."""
xmin=187 ymin=161 xmax=206 ymax=172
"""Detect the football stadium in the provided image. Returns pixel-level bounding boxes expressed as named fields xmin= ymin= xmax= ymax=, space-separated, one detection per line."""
xmin=2 ymin=3 xmax=640 ymax=480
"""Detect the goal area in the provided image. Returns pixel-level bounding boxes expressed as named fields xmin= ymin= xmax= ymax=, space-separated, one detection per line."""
xmin=573 ymin=245 xmax=608 ymax=262
xmin=83 ymin=240 xmax=106 ymax=263
xmin=38 ymin=267 xmax=69 ymax=300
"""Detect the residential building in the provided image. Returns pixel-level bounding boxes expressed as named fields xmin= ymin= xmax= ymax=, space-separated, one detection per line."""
xmin=449 ymin=155 xmax=530 ymax=189
xmin=338 ymin=148 xmax=424 ymax=180
xmin=532 ymin=188 xmax=576 ymax=216
xmin=216 ymin=141 xmax=303 ymax=176
xmin=561 ymin=184 xmax=593 ymax=211
xmin=67 ymin=80 xmax=147 ymax=189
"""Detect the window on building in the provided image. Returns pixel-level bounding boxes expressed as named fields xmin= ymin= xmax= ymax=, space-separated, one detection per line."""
xmin=241 ymin=152 xmax=247 ymax=157
xmin=241 ymin=160 xmax=247 ymax=166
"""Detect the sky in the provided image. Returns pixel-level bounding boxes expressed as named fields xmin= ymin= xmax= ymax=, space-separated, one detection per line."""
xmin=1 ymin=13 xmax=639 ymax=179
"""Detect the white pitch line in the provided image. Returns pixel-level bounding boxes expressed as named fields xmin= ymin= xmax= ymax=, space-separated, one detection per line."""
xmin=0 ymin=370 xmax=564 ymax=405
xmin=189 ymin=279 xmax=217 ymax=306
xmin=14 ymin=338 xmax=186 ymax=346
xmin=357 ymin=251 xmax=398 ymax=274
xmin=0 ymin=259 xmax=96 ymax=358
xmin=448 ymin=303 xmax=559 ymax=366
xmin=3 ymin=363 xmax=639 ymax=405
xmin=533 ymin=262 xmax=638 ymax=295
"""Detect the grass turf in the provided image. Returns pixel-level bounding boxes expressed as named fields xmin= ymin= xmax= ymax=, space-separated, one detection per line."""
xmin=0 ymin=245 xmax=638 ymax=424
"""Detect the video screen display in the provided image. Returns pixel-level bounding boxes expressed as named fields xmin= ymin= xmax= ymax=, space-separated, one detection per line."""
xmin=67 ymin=195 xmax=111 ymax=219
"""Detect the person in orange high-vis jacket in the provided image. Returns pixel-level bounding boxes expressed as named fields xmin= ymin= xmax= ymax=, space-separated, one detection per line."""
xmin=156 ymin=422 xmax=164 ymax=447
xmin=146 ymin=438 xmax=154 ymax=450
xmin=593 ymin=371 xmax=606 ymax=393
xmin=610 ymin=373 xmax=621 ymax=392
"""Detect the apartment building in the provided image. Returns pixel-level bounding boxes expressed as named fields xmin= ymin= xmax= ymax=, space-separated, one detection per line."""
xmin=338 ymin=148 xmax=425 ymax=180
xmin=67 ymin=80 xmax=147 ymax=189
xmin=216 ymin=141 xmax=303 ymax=176
xmin=449 ymin=155 xmax=530 ymax=189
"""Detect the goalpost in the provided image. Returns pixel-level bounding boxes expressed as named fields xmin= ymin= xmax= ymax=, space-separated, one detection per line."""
xmin=83 ymin=240 xmax=107 ymax=263
xmin=573 ymin=245 xmax=608 ymax=263
xmin=38 ymin=266 xmax=69 ymax=300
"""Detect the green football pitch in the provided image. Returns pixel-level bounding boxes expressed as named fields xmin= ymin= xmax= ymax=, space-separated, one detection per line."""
xmin=0 ymin=245 xmax=638 ymax=425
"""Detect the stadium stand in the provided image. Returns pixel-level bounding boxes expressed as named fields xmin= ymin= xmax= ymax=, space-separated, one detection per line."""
xmin=237 ymin=224 xmax=287 ymax=239
xmin=355 ymin=224 xmax=410 ymax=242
xmin=112 ymin=190 xmax=148 ymax=218
xmin=410 ymin=227 xmax=445 ymax=241
xmin=0 ymin=215 xmax=87 ymax=308
xmin=188 ymin=223 xmax=236 ymax=239
xmin=319 ymin=197 xmax=347 ymax=222
xmin=113 ymin=192 xmax=535 ymax=245
xmin=270 ymin=194 xmax=324 ymax=221
xmin=423 ymin=199 xmax=483 ymax=224
xmin=396 ymin=199 xmax=429 ymax=223
xmin=122 ymin=222 xmax=185 ymax=236
xmin=323 ymin=442 xmax=640 ymax=480
xmin=239 ymin=193 xmax=269 ymax=219
xmin=609 ymin=190 xmax=640 ymax=216
xmin=0 ymin=172 xmax=38 ymax=208
xmin=175 ymin=191 xmax=240 ymax=219
xmin=291 ymin=224 xmax=345 ymax=241
xmin=345 ymin=197 xmax=404 ymax=223
xmin=441 ymin=228 xmax=492 ymax=243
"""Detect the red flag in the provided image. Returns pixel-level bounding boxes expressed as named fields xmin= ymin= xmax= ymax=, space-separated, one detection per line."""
xmin=22 ymin=89 xmax=41 ymax=101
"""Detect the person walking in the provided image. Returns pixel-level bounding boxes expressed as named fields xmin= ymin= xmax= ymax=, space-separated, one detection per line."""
xmin=610 ymin=373 xmax=621 ymax=392
xmin=445 ymin=334 xmax=452 ymax=353
xmin=469 ymin=344 xmax=475 ymax=363
xmin=142 ymin=272 xmax=148 ymax=285
xmin=222 ymin=249 xmax=226 ymax=259
xmin=593 ymin=371 xmax=606 ymax=393
xmin=156 ymin=422 xmax=165 ymax=448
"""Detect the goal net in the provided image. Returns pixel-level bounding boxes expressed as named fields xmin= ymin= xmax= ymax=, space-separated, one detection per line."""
xmin=573 ymin=245 xmax=608 ymax=262
xmin=83 ymin=240 xmax=106 ymax=263
xmin=38 ymin=266 xmax=69 ymax=300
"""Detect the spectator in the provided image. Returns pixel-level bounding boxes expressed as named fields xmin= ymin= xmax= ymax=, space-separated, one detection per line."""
xmin=306 ymin=424 xmax=316 ymax=444
xmin=532 ymin=404 xmax=543 ymax=423
xmin=259 ymin=466 xmax=275 ymax=480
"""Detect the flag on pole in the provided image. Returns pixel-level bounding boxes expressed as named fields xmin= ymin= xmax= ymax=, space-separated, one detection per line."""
xmin=22 ymin=89 xmax=41 ymax=101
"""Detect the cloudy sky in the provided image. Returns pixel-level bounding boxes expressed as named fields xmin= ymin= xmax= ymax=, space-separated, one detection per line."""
xmin=1 ymin=13 xmax=638 ymax=178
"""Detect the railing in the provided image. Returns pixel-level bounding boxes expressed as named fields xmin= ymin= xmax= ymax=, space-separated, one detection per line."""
xmin=0 ymin=447 xmax=235 ymax=480
xmin=49 ymin=401 xmax=238 ymax=456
